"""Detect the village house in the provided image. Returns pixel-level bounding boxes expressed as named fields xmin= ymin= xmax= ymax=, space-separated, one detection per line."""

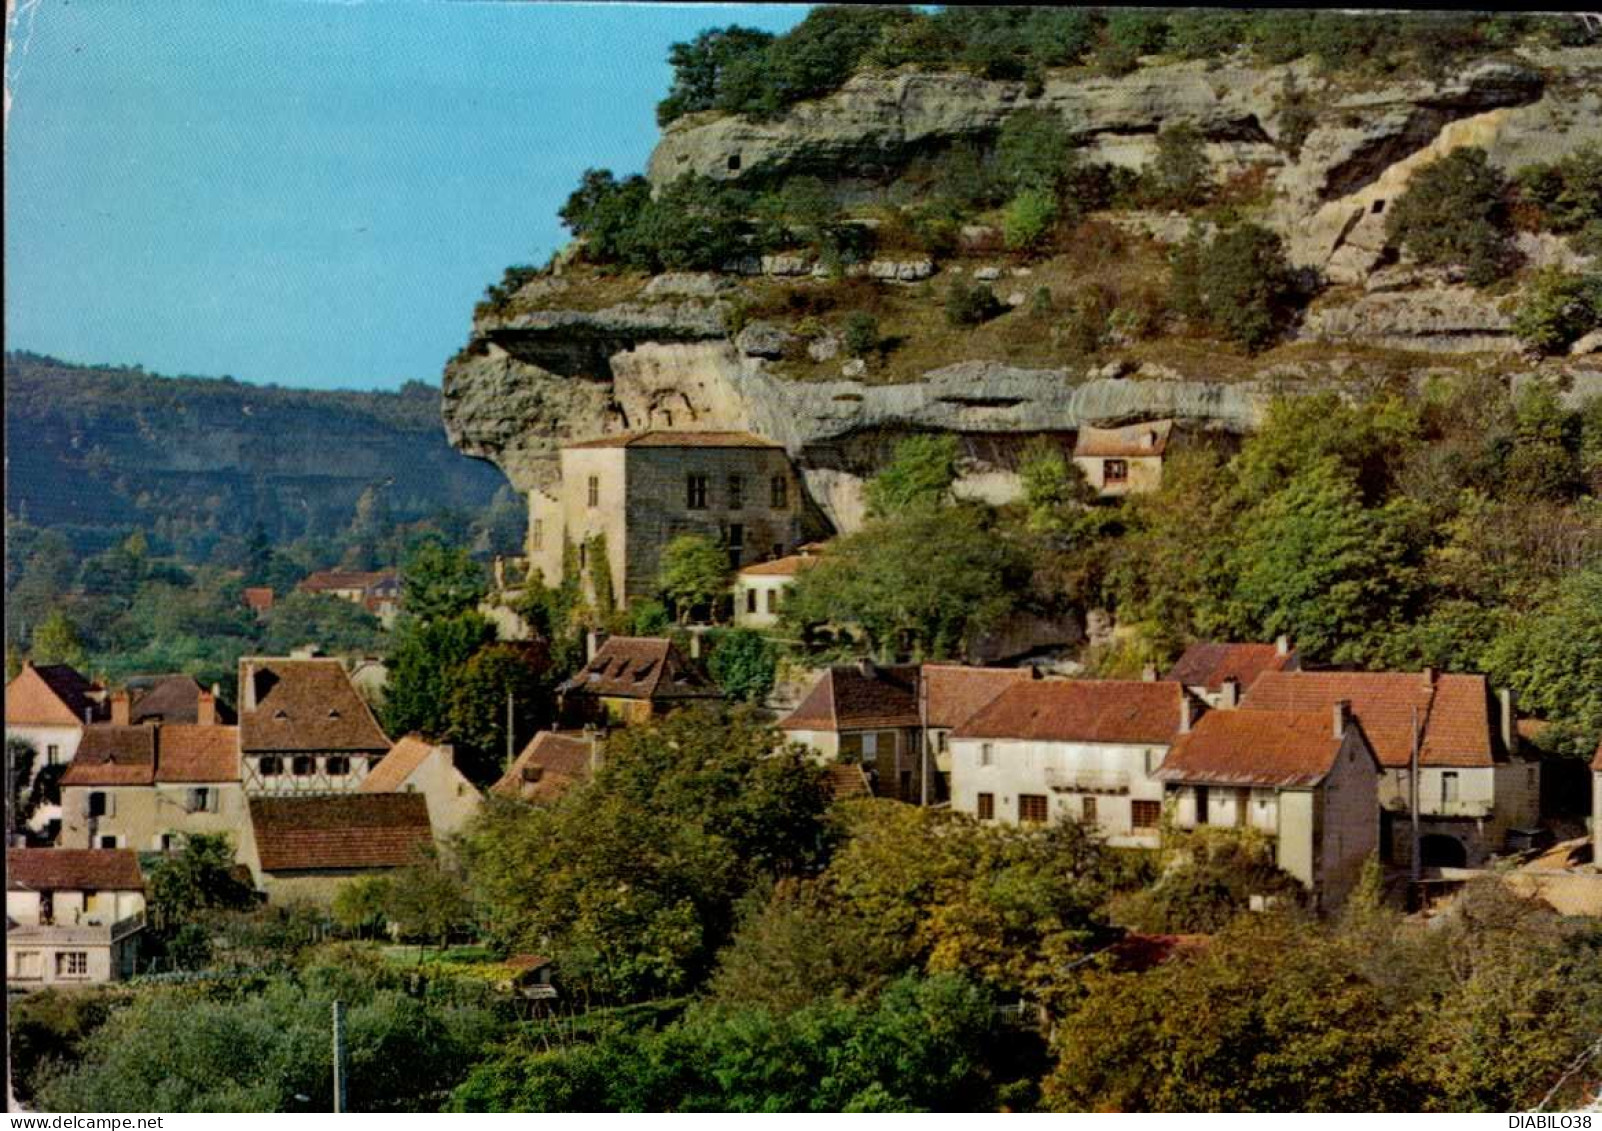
xmin=7 ymin=849 xmax=146 ymax=987
xmin=359 ymin=734 xmax=482 ymax=837
xmin=527 ymin=430 xmax=806 ymax=606
xmin=237 ymin=656 xmax=392 ymax=795
xmin=492 ymin=730 xmax=600 ymax=804
xmin=1071 ymin=419 xmax=1173 ymax=498
xmin=243 ymin=586 xmax=275 ymax=619
xmin=122 ymin=673 xmax=237 ymax=725
xmin=556 ymin=635 xmax=721 ymax=726
xmin=920 ymin=665 xmax=1039 ymax=797
xmin=60 ymin=688 xmax=243 ymax=853
xmin=1154 ymin=702 xmax=1382 ymax=911
xmin=236 ymin=792 xmax=433 ymax=906
xmin=1238 ymin=669 xmax=1536 ymax=870
xmin=948 ymin=679 xmax=1198 ymax=845
xmin=1164 ymin=637 xmax=1299 ymax=708
xmin=298 ymin=569 xmax=402 ymax=626
xmin=5 ymin=661 xmax=110 ymax=842
xmin=732 ymin=543 xmax=826 ymax=629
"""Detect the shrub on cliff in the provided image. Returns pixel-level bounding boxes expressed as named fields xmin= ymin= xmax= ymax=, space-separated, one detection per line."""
xmin=945 ymin=280 xmax=1004 ymax=327
xmin=1169 ymin=222 xmax=1302 ymax=351
xmin=1512 ymin=269 xmax=1602 ymax=356
xmin=1139 ymin=124 xmax=1213 ymax=211
xmin=1385 ymin=148 xmax=1512 ymax=286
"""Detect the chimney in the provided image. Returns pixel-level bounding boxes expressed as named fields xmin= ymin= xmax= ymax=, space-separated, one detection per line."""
xmin=1220 ymin=677 xmax=1240 ymax=710
xmin=1421 ymin=666 xmax=1436 ymax=689
xmin=1499 ymin=688 xmax=1515 ymax=752
xmin=1179 ymin=693 xmax=1196 ymax=734
xmin=197 ymin=686 xmax=217 ymax=727
xmin=243 ymin=662 xmax=257 ymax=712
xmin=110 ymin=690 xmax=130 ymax=727
xmin=1141 ymin=663 xmax=1157 ymax=682
xmin=585 ymin=630 xmax=607 ymax=663
xmin=1275 ymin=634 xmax=1291 ymax=657
xmin=688 ymin=629 xmax=702 ymax=660
xmin=1333 ymin=699 xmax=1351 ymax=739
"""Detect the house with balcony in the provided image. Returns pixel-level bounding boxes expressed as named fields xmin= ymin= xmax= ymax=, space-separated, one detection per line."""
xmin=237 ymin=656 xmax=392 ymax=795
xmin=1072 ymin=420 xmax=1173 ymax=498
xmin=1238 ymin=669 xmax=1535 ymax=869
xmin=948 ymin=679 xmax=1200 ymax=845
xmin=6 ymin=849 xmax=146 ymax=987
xmin=1153 ymin=702 xmax=1381 ymax=911
xmin=1164 ymin=637 xmax=1299 ymax=708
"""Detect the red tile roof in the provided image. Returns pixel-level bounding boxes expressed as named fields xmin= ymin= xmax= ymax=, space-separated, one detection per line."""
xmin=1165 ymin=642 xmax=1296 ymax=693
xmin=1108 ymin=932 xmax=1210 ymax=972
xmin=127 ymin=674 xmax=236 ymax=725
xmin=922 ymin=665 xmax=1036 ymax=730
xmin=299 ymin=570 xmax=398 ymax=593
xmin=558 ymin=637 xmax=720 ymax=702
xmin=7 ymin=849 xmax=144 ymax=893
xmin=1154 ymin=708 xmax=1365 ymax=788
xmin=780 ymin=664 xmax=921 ymax=732
xmin=1240 ymin=671 xmax=1497 ymax=769
xmin=5 ymin=662 xmax=106 ymax=727
xmin=238 ymin=657 xmax=391 ymax=753
xmin=360 ymin=735 xmax=444 ymax=794
xmin=952 ymin=680 xmax=1191 ymax=745
xmin=248 ymin=793 xmax=432 ymax=873
xmin=564 ymin=430 xmax=781 ymax=450
xmin=154 ymin=725 xmax=241 ymax=783
xmin=492 ymin=731 xmax=596 ymax=803
xmin=62 ymin=726 xmax=158 ymax=786
xmin=738 ymin=554 xmax=820 ymax=578
xmin=1073 ymin=420 xmax=1173 ymax=459
xmin=243 ymin=587 xmax=275 ymax=612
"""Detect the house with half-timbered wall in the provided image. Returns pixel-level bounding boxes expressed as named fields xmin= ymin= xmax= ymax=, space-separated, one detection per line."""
xmin=237 ymin=656 xmax=391 ymax=796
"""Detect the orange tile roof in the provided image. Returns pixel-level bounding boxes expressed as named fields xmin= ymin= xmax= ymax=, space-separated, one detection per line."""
xmin=154 ymin=725 xmax=241 ymax=783
xmin=491 ymin=730 xmax=596 ymax=803
xmin=738 ymin=554 xmax=820 ymax=578
xmin=1240 ymin=671 xmax=1497 ymax=769
xmin=238 ymin=657 xmax=391 ymax=754
xmin=952 ymin=680 xmax=1190 ymax=745
xmin=921 ymin=665 xmax=1036 ymax=730
xmin=62 ymin=726 xmax=158 ymax=786
xmin=248 ymin=793 xmax=432 ymax=873
xmin=1165 ymin=642 xmax=1296 ymax=693
xmin=558 ymin=637 xmax=720 ymax=702
xmin=7 ymin=849 xmax=144 ymax=893
xmin=1073 ymin=420 xmax=1173 ymax=459
xmin=1154 ymin=708 xmax=1364 ymax=788
xmin=243 ymin=587 xmax=275 ymax=612
xmin=780 ymin=665 xmax=922 ymax=732
xmin=564 ymin=430 xmax=782 ymax=450
xmin=5 ymin=663 xmax=106 ymax=727
xmin=360 ymin=734 xmax=443 ymax=794
xmin=299 ymin=570 xmax=398 ymax=592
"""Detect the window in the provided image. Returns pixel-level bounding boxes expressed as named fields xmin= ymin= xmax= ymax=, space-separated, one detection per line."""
xmin=87 ymin=791 xmax=107 ymax=819
xmin=771 ymin=476 xmax=788 ymax=509
xmin=47 ymin=744 xmax=60 ymax=765
xmin=531 ymin=518 xmax=544 ymax=551
xmin=1371 ymin=198 xmax=1385 ymax=214
xmin=727 ymin=153 xmax=741 ymax=171
xmin=98 ymin=835 xmax=118 ymax=849
xmin=579 ymin=542 xmax=588 ymax=570
xmin=686 ymin=474 xmax=708 ymax=510
xmin=1018 ymin=794 xmax=1048 ymax=823
xmin=727 ymin=523 xmax=744 ymax=570
xmin=937 ymin=731 xmax=948 ymax=754
xmin=587 ymin=475 xmax=599 ymax=508
xmin=159 ymin=834 xmax=176 ymax=852
xmin=899 ymin=771 xmax=913 ymax=801
xmin=1441 ymin=772 xmax=1459 ymax=804
xmin=327 ymin=756 xmax=350 ymax=776
xmin=56 ymin=952 xmax=89 ymax=978
xmin=746 ymin=588 xmax=758 ymax=614
xmin=765 ymin=589 xmax=777 ymax=614
xmin=1195 ymin=786 xmax=1211 ymax=825
xmin=771 ymin=543 xmax=784 ymax=559
xmin=14 ymin=951 xmax=40 ymax=979
xmin=1132 ymin=800 xmax=1162 ymax=830
xmin=1236 ymin=787 xmax=1251 ymax=827
xmin=977 ymin=793 xmax=995 ymax=820
xmin=259 ymin=756 xmax=282 ymax=777
xmin=728 ymin=474 xmax=744 ymax=510
xmin=187 ymin=787 xmax=212 ymax=813
xmin=1081 ymin=796 xmax=1098 ymax=823
xmin=1104 ymin=459 xmax=1128 ymax=484
xmin=980 ymin=743 xmax=994 ymax=767
xmin=293 ymin=756 xmax=315 ymax=776
xmin=1145 ymin=749 xmax=1162 ymax=776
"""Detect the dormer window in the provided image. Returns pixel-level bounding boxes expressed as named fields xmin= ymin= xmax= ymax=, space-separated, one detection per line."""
xmin=327 ymin=709 xmax=341 ymax=720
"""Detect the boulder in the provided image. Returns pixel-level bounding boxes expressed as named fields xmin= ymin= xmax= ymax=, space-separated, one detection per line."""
xmin=736 ymin=321 xmax=795 ymax=359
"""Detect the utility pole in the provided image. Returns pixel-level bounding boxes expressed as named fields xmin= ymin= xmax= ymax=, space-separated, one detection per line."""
xmin=918 ymin=668 xmax=929 ymax=807
xmin=505 ymin=688 xmax=515 ymax=772
xmin=332 ymin=999 xmax=348 ymax=1113
xmin=1409 ymin=707 xmax=1422 ymax=894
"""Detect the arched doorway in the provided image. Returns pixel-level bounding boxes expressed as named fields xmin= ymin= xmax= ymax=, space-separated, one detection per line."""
xmin=1420 ymin=833 xmax=1467 ymax=870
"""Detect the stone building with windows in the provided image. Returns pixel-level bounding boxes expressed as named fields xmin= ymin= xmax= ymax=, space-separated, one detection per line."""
xmin=1071 ymin=419 xmax=1173 ymax=498
xmin=237 ymin=656 xmax=392 ymax=795
xmin=236 ymin=792 xmax=432 ymax=906
xmin=527 ymin=431 xmax=805 ymax=606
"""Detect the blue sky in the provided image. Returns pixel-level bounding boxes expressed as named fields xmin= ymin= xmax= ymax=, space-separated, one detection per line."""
xmin=4 ymin=1 xmax=809 ymax=390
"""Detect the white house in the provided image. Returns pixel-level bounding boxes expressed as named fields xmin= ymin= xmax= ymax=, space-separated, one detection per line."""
xmin=5 ymin=662 xmax=109 ymax=842
xmin=358 ymin=734 xmax=483 ymax=838
xmin=732 ymin=543 xmax=826 ymax=629
xmin=6 ymin=849 xmax=146 ymax=987
xmin=948 ymin=679 xmax=1199 ymax=847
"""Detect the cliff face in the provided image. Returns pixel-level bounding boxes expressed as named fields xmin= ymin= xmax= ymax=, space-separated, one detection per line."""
xmin=443 ymin=46 xmax=1602 ymax=532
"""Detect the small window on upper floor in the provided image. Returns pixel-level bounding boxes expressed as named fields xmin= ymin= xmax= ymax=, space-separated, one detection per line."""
xmin=728 ymin=474 xmax=744 ymax=511
xmin=531 ymin=518 xmax=544 ymax=551
xmin=686 ymin=474 xmax=708 ymax=510
xmin=293 ymin=756 xmax=315 ymax=777
xmin=1105 ymin=459 xmax=1129 ymax=484
xmin=980 ymin=743 xmax=994 ymax=767
xmin=587 ymin=475 xmax=600 ymax=508
xmin=771 ymin=476 xmax=789 ymax=510
xmin=327 ymin=756 xmax=350 ymax=776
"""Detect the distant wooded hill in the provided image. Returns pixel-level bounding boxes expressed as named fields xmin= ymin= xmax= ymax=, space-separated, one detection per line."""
xmin=4 ymin=352 xmax=507 ymax=556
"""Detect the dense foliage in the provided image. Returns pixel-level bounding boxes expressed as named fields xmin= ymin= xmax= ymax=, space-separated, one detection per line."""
xmin=1385 ymin=148 xmax=1512 ymax=286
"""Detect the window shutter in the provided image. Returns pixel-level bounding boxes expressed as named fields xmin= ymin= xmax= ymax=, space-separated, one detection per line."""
xmin=105 ymin=793 xmax=116 ymax=818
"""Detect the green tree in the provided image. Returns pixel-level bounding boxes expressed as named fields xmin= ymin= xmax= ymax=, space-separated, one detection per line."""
xmin=383 ymin=847 xmax=474 ymax=953
xmin=1170 ymin=222 xmax=1301 ymax=351
xmin=401 ymin=540 xmax=486 ymax=622
xmin=658 ymin=533 xmax=731 ymax=624
xmin=383 ymin=611 xmax=497 ymax=739
xmin=445 ymin=642 xmax=553 ymax=783
xmin=706 ymin=628 xmax=778 ymax=703
xmin=1141 ymin=123 xmax=1213 ymax=210
xmin=1385 ymin=147 xmax=1511 ymax=286
xmin=1017 ymin=437 xmax=1095 ymax=536
xmin=1483 ymin=565 xmax=1602 ymax=755
xmin=842 ymin=311 xmax=881 ymax=359
xmin=7 ymin=737 xmax=38 ymax=842
xmin=146 ymin=833 xmax=258 ymax=934
xmin=259 ymin=591 xmax=384 ymax=656
xmin=332 ymin=874 xmax=394 ymax=938
xmin=863 ymin=433 xmax=960 ymax=519
xmin=1003 ymin=189 xmax=1059 ymax=253
xmin=994 ymin=109 xmax=1077 ymax=199
xmin=655 ymin=25 xmax=776 ymax=125
xmin=31 ymin=609 xmax=87 ymax=668
xmin=1512 ymin=269 xmax=1602 ymax=356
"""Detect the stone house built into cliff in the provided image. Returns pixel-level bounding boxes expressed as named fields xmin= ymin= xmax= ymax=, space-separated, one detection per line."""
xmin=949 ymin=679 xmax=1199 ymax=845
xmin=7 ymin=849 xmax=147 ymax=987
xmin=527 ymin=430 xmax=804 ymax=606
xmin=1072 ymin=420 xmax=1173 ymax=498
xmin=237 ymin=657 xmax=392 ymax=796
xmin=1238 ymin=669 xmax=1536 ymax=870
xmin=1154 ymin=702 xmax=1381 ymax=912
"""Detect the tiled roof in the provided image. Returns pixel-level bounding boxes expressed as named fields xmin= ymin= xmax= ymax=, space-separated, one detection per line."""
xmin=243 ymin=587 xmax=275 ymax=612
xmin=953 ymin=680 xmax=1191 ymax=745
xmin=360 ymin=734 xmax=442 ymax=794
xmin=238 ymin=657 xmax=391 ymax=753
xmin=821 ymin=762 xmax=872 ymax=801
xmin=1154 ymin=709 xmax=1359 ymax=788
xmin=7 ymin=848 xmax=145 ymax=893
xmin=248 ymin=793 xmax=432 ymax=873
xmin=564 ymin=430 xmax=781 ymax=450
xmin=5 ymin=662 xmax=106 ymax=727
xmin=492 ymin=730 xmax=597 ymax=803
xmin=128 ymin=674 xmax=236 ymax=725
xmin=1240 ymin=671 xmax=1497 ymax=769
xmin=780 ymin=664 xmax=922 ymax=732
xmin=299 ymin=570 xmax=398 ymax=593
xmin=1073 ymin=420 xmax=1173 ymax=459
xmin=154 ymin=725 xmax=241 ymax=783
xmin=1165 ymin=642 xmax=1296 ymax=693
xmin=557 ymin=637 xmax=720 ymax=702
xmin=922 ymin=665 xmax=1036 ymax=730
xmin=738 ymin=554 xmax=820 ymax=578
xmin=62 ymin=726 xmax=158 ymax=786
